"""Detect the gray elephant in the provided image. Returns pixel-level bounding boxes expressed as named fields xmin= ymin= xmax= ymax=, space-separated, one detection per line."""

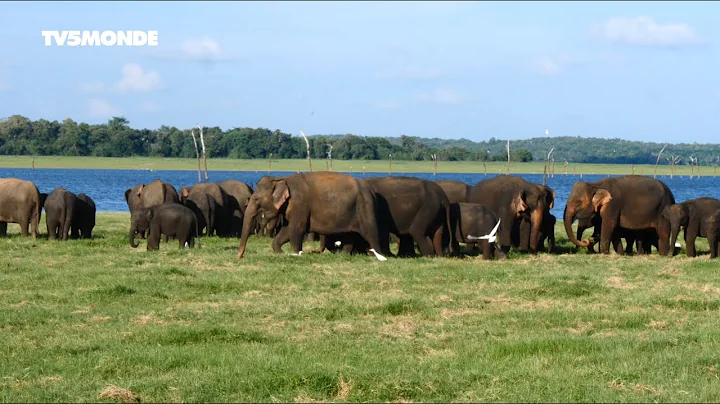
xmin=180 ymin=183 xmax=230 ymax=237
xmin=434 ymin=180 xmax=471 ymax=204
xmin=663 ymin=197 xmax=720 ymax=257
xmin=563 ymin=175 xmax=675 ymax=255
xmin=0 ymin=178 xmax=42 ymax=238
xmin=237 ymin=172 xmax=386 ymax=259
xmin=705 ymin=208 xmax=720 ymax=259
xmin=183 ymin=191 xmax=217 ymax=236
xmin=448 ymin=202 xmax=505 ymax=260
xmin=125 ymin=179 xmax=179 ymax=239
xmin=468 ymin=176 xmax=555 ymax=253
xmin=129 ymin=203 xmax=198 ymax=250
xmin=537 ymin=212 xmax=556 ymax=253
xmin=216 ymin=180 xmax=253 ymax=237
xmin=44 ymin=187 xmax=77 ymax=241
xmin=71 ymin=193 xmax=96 ymax=239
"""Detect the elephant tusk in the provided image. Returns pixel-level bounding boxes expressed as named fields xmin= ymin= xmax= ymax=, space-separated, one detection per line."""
xmin=369 ymin=248 xmax=388 ymax=261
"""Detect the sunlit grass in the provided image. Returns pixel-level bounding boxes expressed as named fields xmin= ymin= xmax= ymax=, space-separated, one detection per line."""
xmin=0 ymin=155 xmax=717 ymax=176
xmin=1 ymin=213 xmax=719 ymax=401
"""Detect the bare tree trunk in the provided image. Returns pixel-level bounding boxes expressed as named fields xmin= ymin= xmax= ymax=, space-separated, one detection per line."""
xmin=483 ymin=162 xmax=487 ymax=176
xmin=300 ymin=130 xmax=312 ymax=172
xmin=654 ymin=144 xmax=667 ymax=178
xmin=191 ymin=129 xmax=202 ymax=183
xmin=389 ymin=154 xmax=393 ymax=175
xmin=542 ymin=165 xmax=547 ymax=185
xmin=268 ymin=153 xmax=273 ymax=174
xmin=506 ymin=140 xmax=510 ymax=175
xmin=198 ymin=125 xmax=208 ymax=180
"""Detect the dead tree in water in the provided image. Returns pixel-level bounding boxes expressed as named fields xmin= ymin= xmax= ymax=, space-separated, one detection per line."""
xmin=653 ymin=144 xmax=668 ymax=179
xmin=299 ymin=130 xmax=312 ymax=172
xmin=431 ymin=154 xmax=438 ymax=175
xmin=197 ymin=124 xmax=209 ymax=180
xmin=190 ymin=129 xmax=202 ymax=183
xmin=389 ymin=154 xmax=393 ymax=175
xmin=506 ymin=140 xmax=511 ymax=175
xmin=326 ymin=144 xmax=333 ymax=171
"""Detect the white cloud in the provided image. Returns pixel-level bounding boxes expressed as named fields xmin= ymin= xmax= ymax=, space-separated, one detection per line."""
xmin=414 ymin=86 xmax=463 ymax=104
xmin=115 ymin=63 xmax=161 ymax=93
xmin=140 ymin=101 xmax=160 ymax=112
xmin=79 ymin=81 xmax=105 ymax=94
xmin=88 ymin=99 xmax=120 ymax=118
xmin=531 ymin=54 xmax=578 ymax=75
xmin=180 ymin=37 xmax=224 ymax=61
xmin=592 ymin=16 xmax=703 ymax=47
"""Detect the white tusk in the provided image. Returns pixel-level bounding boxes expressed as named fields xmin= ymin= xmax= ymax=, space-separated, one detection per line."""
xmin=467 ymin=219 xmax=501 ymax=243
xmin=334 ymin=241 xmax=342 ymax=247
xmin=369 ymin=248 xmax=388 ymax=261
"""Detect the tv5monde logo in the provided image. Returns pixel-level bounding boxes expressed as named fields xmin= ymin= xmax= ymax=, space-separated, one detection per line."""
xmin=41 ymin=30 xmax=159 ymax=47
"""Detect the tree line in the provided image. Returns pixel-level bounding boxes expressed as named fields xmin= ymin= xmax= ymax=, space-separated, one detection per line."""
xmin=1 ymin=114 xmax=718 ymax=165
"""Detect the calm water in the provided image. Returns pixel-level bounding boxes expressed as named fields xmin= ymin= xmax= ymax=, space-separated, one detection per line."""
xmin=0 ymin=168 xmax=717 ymax=218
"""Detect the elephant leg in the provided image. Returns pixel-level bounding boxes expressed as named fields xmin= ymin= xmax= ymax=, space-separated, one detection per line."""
xmin=481 ymin=240 xmax=492 ymax=260
xmin=599 ymin=218 xmax=617 ymax=254
xmin=494 ymin=243 xmax=507 ymax=260
xmin=0 ymin=222 xmax=7 ymax=237
xmin=685 ymin=220 xmax=699 ymax=257
xmin=271 ymin=226 xmax=292 ymax=253
xmin=288 ymin=224 xmax=305 ymax=254
xmin=656 ymin=220 xmax=671 ymax=256
xmin=710 ymin=230 xmax=719 ymax=259
xmin=19 ymin=218 xmax=30 ymax=237
xmin=432 ymin=226 xmax=445 ymax=257
xmin=518 ymin=220 xmax=530 ymax=252
xmin=397 ymin=235 xmax=417 ymax=258
xmin=164 ymin=234 xmax=170 ymax=243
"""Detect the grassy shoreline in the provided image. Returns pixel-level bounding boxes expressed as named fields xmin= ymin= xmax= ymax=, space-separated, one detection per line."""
xmin=0 ymin=155 xmax=717 ymax=176
xmin=1 ymin=213 xmax=720 ymax=401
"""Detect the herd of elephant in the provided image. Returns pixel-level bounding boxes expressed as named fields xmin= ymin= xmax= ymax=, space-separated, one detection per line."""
xmin=2 ymin=172 xmax=720 ymax=260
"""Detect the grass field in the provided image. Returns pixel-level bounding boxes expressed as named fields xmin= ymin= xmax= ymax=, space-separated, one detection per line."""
xmin=2 ymin=213 xmax=720 ymax=402
xmin=1 ymin=155 xmax=718 ymax=176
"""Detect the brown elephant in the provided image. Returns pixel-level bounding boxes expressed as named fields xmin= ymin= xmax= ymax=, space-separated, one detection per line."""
xmin=448 ymin=202 xmax=505 ymax=260
xmin=434 ymin=180 xmax=471 ymax=204
xmin=468 ymin=176 xmax=555 ymax=253
xmin=180 ymin=183 xmax=230 ymax=237
xmin=237 ymin=172 xmax=386 ymax=259
xmin=125 ymin=180 xmax=179 ymax=239
xmin=130 ymin=203 xmax=198 ymax=250
xmin=72 ymin=193 xmax=96 ymax=239
xmin=44 ymin=187 xmax=77 ymax=241
xmin=705 ymin=208 xmax=720 ymax=259
xmin=365 ymin=176 xmax=454 ymax=257
xmin=563 ymin=175 xmax=675 ymax=255
xmin=663 ymin=197 xmax=720 ymax=257
xmin=0 ymin=178 xmax=42 ymax=238
xmin=216 ymin=180 xmax=254 ymax=237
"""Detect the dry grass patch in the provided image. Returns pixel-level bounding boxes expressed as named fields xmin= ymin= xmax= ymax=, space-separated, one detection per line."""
xmin=379 ymin=316 xmax=416 ymax=339
xmin=98 ymin=384 xmax=141 ymax=403
xmin=606 ymin=275 xmax=638 ymax=290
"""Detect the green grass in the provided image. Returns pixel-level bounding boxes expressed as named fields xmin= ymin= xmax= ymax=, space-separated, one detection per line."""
xmin=2 ymin=214 xmax=720 ymax=402
xmin=1 ymin=155 xmax=718 ymax=176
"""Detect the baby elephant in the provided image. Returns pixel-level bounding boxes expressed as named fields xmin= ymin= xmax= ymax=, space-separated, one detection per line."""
xmin=538 ymin=212 xmax=556 ymax=253
xmin=449 ymin=202 xmax=506 ymax=260
xmin=130 ymin=203 xmax=198 ymax=251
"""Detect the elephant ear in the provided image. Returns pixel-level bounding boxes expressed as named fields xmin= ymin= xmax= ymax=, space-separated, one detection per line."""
xmin=545 ymin=186 xmax=556 ymax=209
xmin=181 ymin=187 xmax=191 ymax=198
xmin=137 ymin=184 xmax=145 ymax=197
xmin=592 ymin=189 xmax=612 ymax=212
xmin=124 ymin=188 xmax=132 ymax=202
xmin=511 ymin=191 xmax=528 ymax=214
xmin=271 ymin=180 xmax=290 ymax=210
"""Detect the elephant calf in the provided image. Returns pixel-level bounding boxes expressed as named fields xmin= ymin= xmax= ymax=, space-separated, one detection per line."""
xmin=130 ymin=203 xmax=198 ymax=251
xmin=71 ymin=193 xmax=96 ymax=239
xmin=705 ymin=208 xmax=720 ymax=259
xmin=537 ymin=212 xmax=556 ymax=253
xmin=44 ymin=187 xmax=77 ymax=241
xmin=449 ymin=202 xmax=505 ymax=260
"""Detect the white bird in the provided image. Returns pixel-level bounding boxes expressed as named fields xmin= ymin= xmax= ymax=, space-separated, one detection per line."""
xmin=290 ymin=251 xmax=303 ymax=256
xmin=467 ymin=219 xmax=501 ymax=243
xmin=369 ymin=248 xmax=388 ymax=261
xmin=335 ymin=241 xmax=342 ymax=247
xmin=675 ymin=242 xmax=682 ymax=248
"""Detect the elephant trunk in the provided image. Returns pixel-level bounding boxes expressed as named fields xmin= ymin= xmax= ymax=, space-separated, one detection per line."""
xmin=529 ymin=208 xmax=543 ymax=252
xmin=669 ymin=220 xmax=681 ymax=255
xmin=564 ymin=205 xmax=591 ymax=247
xmin=237 ymin=200 xmax=258 ymax=259
xmin=129 ymin=228 xmax=139 ymax=248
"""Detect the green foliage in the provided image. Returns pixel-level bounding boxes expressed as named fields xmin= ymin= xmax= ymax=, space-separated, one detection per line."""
xmin=3 ymin=114 xmax=720 ymax=164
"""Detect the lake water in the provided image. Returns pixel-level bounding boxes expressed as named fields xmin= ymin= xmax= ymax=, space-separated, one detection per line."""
xmin=0 ymin=168 xmax=717 ymax=218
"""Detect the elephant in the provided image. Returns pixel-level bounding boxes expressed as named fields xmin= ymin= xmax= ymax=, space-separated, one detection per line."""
xmin=563 ymin=175 xmax=675 ymax=255
xmin=574 ymin=214 xmax=658 ymax=255
xmin=183 ymin=191 xmax=217 ymax=236
xmin=705 ymin=209 xmax=720 ymax=259
xmin=315 ymin=232 xmax=370 ymax=255
xmin=537 ymin=212 xmax=556 ymax=253
xmin=468 ymin=176 xmax=555 ymax=253
xmin=180 ymin=183 xmax=230 ymax=237
xmin=448 ymin=202 xmax=505 ymax=260
xmin=365 ymin=176 xmax=454 ymax=257
xmin=663 ymin=197 xmax=720 ymax=257
xmin=125 ymin=180 xmax=179 ymax=239
xmin=71 ymin=193 xmax=96 ymax=239
xmin=237 ymin=172 xmax=385 ymax=259
xmin=216 ymin=180 xmax=254 ymax=237
xmin=434 ymin=180 xmax=471 ymax=204
xmin=0 ymin=178 xmax=42 ymax=238
xmin=515 ymin=184 xmax=556 ymax=252
xmin=129 ymin=203 xmax=198 ymax=250
xmin=44 ymin=187 xmax=77 ymax=241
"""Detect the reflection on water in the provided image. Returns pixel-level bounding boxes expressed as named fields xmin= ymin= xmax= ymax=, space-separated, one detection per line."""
xmin=0 ymin=168 xmax=716 ymax=217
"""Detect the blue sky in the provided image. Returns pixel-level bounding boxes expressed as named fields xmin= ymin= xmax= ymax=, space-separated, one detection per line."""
xmin=1 ymin=1 xmax=719 ymax=142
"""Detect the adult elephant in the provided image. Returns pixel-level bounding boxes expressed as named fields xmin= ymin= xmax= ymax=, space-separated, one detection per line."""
xmin=366 ymin=176 xmax=454 ymax=257
xmin=663 ymin=197 xmax=720 ymax=257
xmin=563 ymin=175 xmax=675 ymax=255
xmin=216 ymin=180 xmax=254 ymax=237
xmin=180 ymin=183 xmax=230 ymax=237
xmin=575 ymin=214 xmax=658 ymax=255
xmin=183 ymin=191 xmax=217 ymax=236
xmin=468 ymin=176 xmax=555 ymax=253
xmin=0 ymin=178 xmax=42 ymax=238
xmin=237 ymin=172 xmax=386 ymax=259
xmin=44 ymin=187 xmax=77 ymax=241
xmin=125 ymin=179 xmax=179 ymax=238
xmin=434 ymin=180 xmax=471 ymax=204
